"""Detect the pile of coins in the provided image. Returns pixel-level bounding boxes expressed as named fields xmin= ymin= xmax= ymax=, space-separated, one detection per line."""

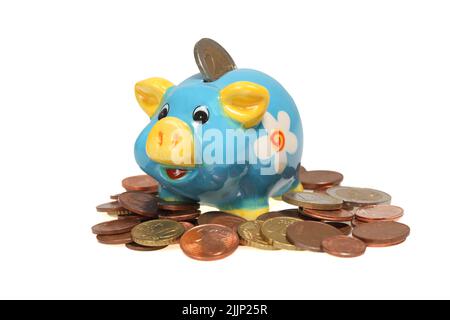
xmin=92 ymin=175 xmax=199 ymax=250
xmin=92 ymin=169 xmax=410 ymax=259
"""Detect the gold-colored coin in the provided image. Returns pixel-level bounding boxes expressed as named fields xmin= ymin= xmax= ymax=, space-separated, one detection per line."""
xmin=238 ymin=221 xmax=279 ymax=250
xmin=282 ymin=191 xmax=343 ymax=210
xmin=131 ymin=219 xmax=184 ymax=247
xmin=261 ymin=217 xmax=303 ymax=250
xmin=108 ymin=210 xmax=133 ymax=217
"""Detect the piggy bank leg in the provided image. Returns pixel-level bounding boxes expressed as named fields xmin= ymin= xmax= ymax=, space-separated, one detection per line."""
xmin=218 ymin=198 xmax=269 ymax=221
xmin=158 ymin=185 xmax=197 ymax=203
xmin=290 ymin=181 xmax=304 ymax=192
xmin=271 ymin=177 xmax=304 ymax=200
xmin=291 ymin=164 xmax=305 ymax=193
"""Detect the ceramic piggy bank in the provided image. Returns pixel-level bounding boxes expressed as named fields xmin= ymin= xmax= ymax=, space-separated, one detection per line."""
xmin=134 ymin=39 xmax=303 ymax=220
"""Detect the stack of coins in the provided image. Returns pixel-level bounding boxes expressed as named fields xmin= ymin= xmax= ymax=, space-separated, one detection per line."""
xmin=198 ymin=211 xmax=246 ymax=232
xmin=121 ymin=175 xmax=159 ymax=194
xmin=157 ymin=200 xmax=201 ymax=222
xmin=92 ymin=175 xmax=160 ymax=245
xmin=93 ymin=175 xmax=204 ymax=251
xmin=279 ymin=170 xmax=410 ymax=257
xmin=92 ymin=217 xmax=143 ymax=245
xmin=299 ymin=169 xmax=344 ymax=192
xmin=93 ymin=170 xmax=410 ymax=259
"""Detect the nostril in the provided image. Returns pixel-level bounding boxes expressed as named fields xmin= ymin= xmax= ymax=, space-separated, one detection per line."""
xmin=172 ymin=133 xmax=182 ymax=147
xmin=158 ymin=131 xmax=164 ymax=146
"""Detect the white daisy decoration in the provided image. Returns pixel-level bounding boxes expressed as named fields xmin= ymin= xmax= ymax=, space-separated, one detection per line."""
xmin=254 ymin=111 xmax=298 ymax=174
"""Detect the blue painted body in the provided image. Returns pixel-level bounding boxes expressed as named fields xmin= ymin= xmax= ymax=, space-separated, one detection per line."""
xmin=135 ymin=69 xmax=303 ymax=213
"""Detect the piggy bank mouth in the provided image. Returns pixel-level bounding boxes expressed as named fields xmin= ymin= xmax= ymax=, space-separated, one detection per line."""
xmin=165 ymin=168 xmax=189 ymax=180
xmin=160 ymin=166 xmax=197 ymax=183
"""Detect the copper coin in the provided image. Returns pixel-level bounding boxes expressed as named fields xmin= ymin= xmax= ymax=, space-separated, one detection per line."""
xmin=158 ymin=208 xmax=200 ymax=215
xmin=313 ymin=185 xmax=335 ymax=193
xmin=118 ymin=192 xmax=158 ymax=217
xmin=96 ymin=201 xmax=124 ymax=213
xmin=106 ymin=211 xmax=135 ymax=218
xmin=286 ymin=221 xmax=343 ymax=252
xmin=326 ymin=222 xmax=352 ymax=236
xmin=297 ymin=210 xmax=321 ymax=221
xmin=198 ymin=211 xmax=241 ymax=225
xmin=125 ymin=242 xmax=167 ymax=251
xmin=170 ymin=221 xmax=196 ymax=245
xmin=158 ymin=210 xmax=201 ymax=222
xmin=96 ymin=232 xmax=133 ymax=245
xmin=117 ymin=214 xmax=151 ymax=221
xmin=91 ymin=217 xmax=143 ymax=235
xmin=158 ymin=201 xmax=200 ymax=211
xmin=198 ymin=211 xmax=246 ymax=232
xmin=352 ymin=217 xmax=367 ymax=227
xmin=114 ymin=210 xmax=136 ymax=216
xmin=355 ymin=205 xmax=404 ymax=222
xmin=257 ymin=209 xmax=300 ymax=221
xmin=122 ymin=175 xmax=159 ymax=192
xmin=179 ymin=221 xmax=195 ymax=231
xmin=205 ymin=216 xmax=246 ymax=232
xmin=197 ymin=212 xmax=232 ymax=223
xmin=303 ymin=208 xmax=354 ymax=222
xmin=180 ymin=224 xmax=239 ymax=261
xmin=142 ymin=190 xmax=159 ymax=195
xmin=321 ymin=236 xmax=366 ymax=258
xmin=367 ymin=238 xmax=407 ymax=247
xmin=352 ymin=221 xmax=410 ymax=247
xmin=115 ymin=190 xmax=158 ymax=198
xmin=300 ymin=170 xmax=344 ymax=190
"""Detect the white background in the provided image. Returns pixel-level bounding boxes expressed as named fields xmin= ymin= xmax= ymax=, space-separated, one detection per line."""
xmin=0 ymin=0 xmax=449 ymax=299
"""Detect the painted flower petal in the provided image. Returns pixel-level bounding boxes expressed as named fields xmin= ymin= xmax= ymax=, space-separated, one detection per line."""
xmin=254 ymin=135 xmax=274 ymax=160
xmin=277 ymin=111 xmax=291 ymax=132
xmin=273 ymin=151 xmax=288 ymax=174
xmin=262 ymin=112 xmax=278 ymax=131
xmin=284 ymin=131 xmax=298 ymax=154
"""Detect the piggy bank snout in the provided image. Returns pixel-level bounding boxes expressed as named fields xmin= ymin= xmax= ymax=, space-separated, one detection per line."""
xmin=146 ymin=117 xmax=195 ymax=167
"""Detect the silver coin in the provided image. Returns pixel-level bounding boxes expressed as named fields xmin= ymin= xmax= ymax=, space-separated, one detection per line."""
xmin=282 ymin=191 xmax=343 ymax=210
xmin=326 ymin=186 xmax=391 ymax=207
xmin=194 ymin=38 xmax=236 ymax=82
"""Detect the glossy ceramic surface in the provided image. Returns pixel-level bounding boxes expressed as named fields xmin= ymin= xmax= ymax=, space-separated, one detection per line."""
xmin=134 ymin=54 xmax=303 ymax=220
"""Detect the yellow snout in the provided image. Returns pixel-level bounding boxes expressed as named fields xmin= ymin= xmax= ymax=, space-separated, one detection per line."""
xmin=146 ymin=117 xmax=195 ymax=167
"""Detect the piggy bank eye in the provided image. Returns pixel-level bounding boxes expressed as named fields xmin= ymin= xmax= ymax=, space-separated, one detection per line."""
xmin=158 ymin=104 xmax=169 ymax=120
xmin=193 ymin=106 xmax=209 ymax=124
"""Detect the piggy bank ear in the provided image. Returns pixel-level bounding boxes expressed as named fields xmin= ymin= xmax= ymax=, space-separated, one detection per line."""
xmin=135 ymin=77 xmax=174 ymax=117
xmin=220 ymin=81 xmax=270 ymax=128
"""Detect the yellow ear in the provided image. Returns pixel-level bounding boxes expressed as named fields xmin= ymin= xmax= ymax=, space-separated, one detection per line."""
xmin=220 ymin=81 xmax=270 ymax=128
xmin=135 ymin=77 xmax=174 ymax=117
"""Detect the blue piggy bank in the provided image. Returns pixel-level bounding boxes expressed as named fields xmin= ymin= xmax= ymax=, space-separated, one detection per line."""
xmin=134 ymin=39 xmax=303 ymax=220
